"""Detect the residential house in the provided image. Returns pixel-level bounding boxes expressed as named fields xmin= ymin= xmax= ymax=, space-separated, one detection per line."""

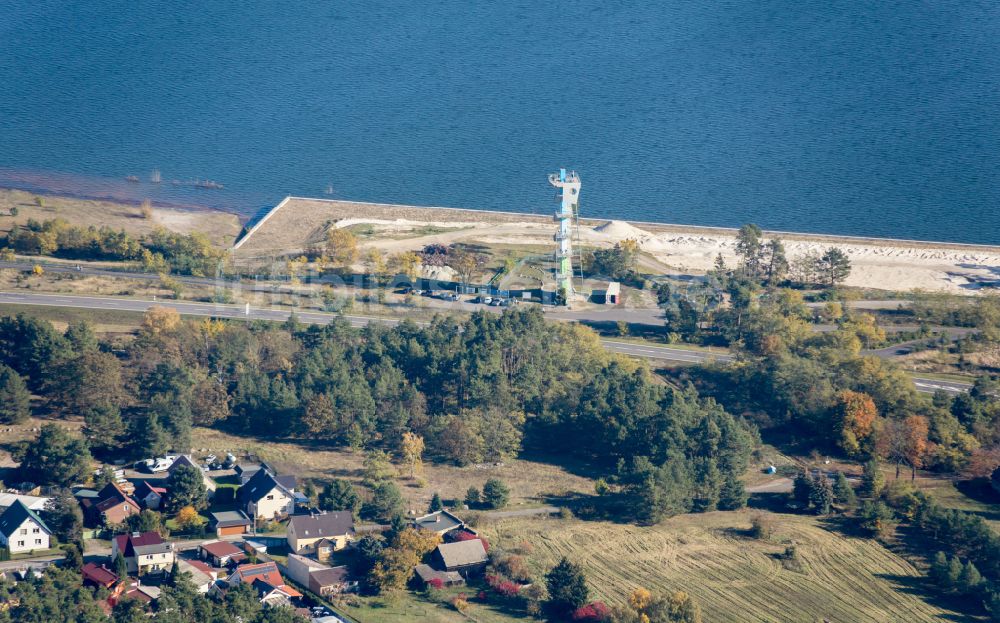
xmin=112 ymin=532 xmax=175 ymax=576
xmin=209 ymin=510 xmax=252 ymax=537
xmin=413 ymin=510 xmax=465 ymax=536
xmin=286 ymin=554 xmax=356 ymax=596
xmin=286 ymin=511 xmax=354 ymax=559
xmin=175 ymin=559 xmax=217 ymax=593
xmin=199 ymin=540 xmax=247 ymax=568
xmin=0 ymin=501 xmax=52 ymax=554
xmin=237 ymin=468 xmax=295 ymax=520
xmin=0 ymin=493 xmax=50 ymax=512
xmin=81 ymin=563 xmax=119 ymax=589
xmin=216 ymin=562 xmax=302 ymax=607
xmin=123 ymin=584 xmax=160 ymax=604
xmin=132 ymin=481 xmax=167 ymax=511
xmin=168 ymin=456 xmax=217 ymax=499
xmin=83 ymin=483 xmax=140 ymax=527
xmin=414 ymin=564 xmax=465 ymax=588
xmin=235 ymin=464 xmax=262 ymax=486
xmin=431 ymin=539 xmax=488 ymax=576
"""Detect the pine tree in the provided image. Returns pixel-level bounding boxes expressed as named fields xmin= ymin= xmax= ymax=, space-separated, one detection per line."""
xmin=833 ymin=472 xmax=856 ymax=508
xmin=718 ymin=475 xmax=747 ymax=510
xmin=809 ymin=473 xmax=834 ymax=515
xmin=464 ymin=486 xmax=480 ymax=508
xmin=860 ymin=459 xmax=885 ymax=498
xmin=959 ymin=560 xmax=982 ymax=594
xmin=428 ymin=492 xmax=443 ymax=513
xmin=114 ymin=552 xmax=128 ymax=581
xmin=930 ymin=551 xmax=949 ymax=586
xmin=0 ymin=364 xmax=30 ymax=424
xmin=482 ymin=478 xmax=510 ymax=509
xmin=792 ymin=471 xmax=814 ymax=508
xmin=545 ymin=557 xmax=589 ymax=619
xmin=945 ymin=555 xmax=963 ymax=591
xmin=83 ymin=404 xmax=123 ymax=453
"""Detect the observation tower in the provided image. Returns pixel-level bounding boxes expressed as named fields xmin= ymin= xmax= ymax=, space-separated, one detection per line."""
xmin=548 ymin=168 xmax=581 ymax=298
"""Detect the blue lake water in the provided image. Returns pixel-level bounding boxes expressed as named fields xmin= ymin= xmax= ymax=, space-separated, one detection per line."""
xmin=1 ymin=1 xmax=999 ymax=243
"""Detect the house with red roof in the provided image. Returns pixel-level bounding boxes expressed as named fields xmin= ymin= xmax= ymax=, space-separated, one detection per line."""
xmin=198 ymin=540 xmax=247 ymax=567
xmin=81 ymin=562 xmax=119 ymax=589
xmin=82 ymin=483 xmax=140 ymax=527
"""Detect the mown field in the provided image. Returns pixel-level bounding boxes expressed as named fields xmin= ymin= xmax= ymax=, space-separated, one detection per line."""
xmin=483 ymin=511 xmax=966 ymax=623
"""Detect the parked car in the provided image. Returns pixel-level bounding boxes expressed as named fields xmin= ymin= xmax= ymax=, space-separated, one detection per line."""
xmin=148 ymin=458 xmax=173 ymax=473
xmin=489 ymin=298 xmax=503 ymax=306
xmin=481 ymin=296 xmax=493 ymax=305
xmin=203 ymin=454 xmax=217 ymax=466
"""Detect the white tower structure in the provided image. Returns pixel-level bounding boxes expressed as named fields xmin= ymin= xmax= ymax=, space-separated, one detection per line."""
xmin=548 ymin=168 xmax=581 ymax=298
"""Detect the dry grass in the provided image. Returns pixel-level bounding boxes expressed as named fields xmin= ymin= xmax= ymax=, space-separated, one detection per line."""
xmin=483 ymin=511 xmax=960 ymax=623
xmin=189 ymin=428 xmax=593 ymax=513
xmin=0 ymin=416 xmax=84 ymax=470
xmin=0 ymin=188 xmax=241 ymax=248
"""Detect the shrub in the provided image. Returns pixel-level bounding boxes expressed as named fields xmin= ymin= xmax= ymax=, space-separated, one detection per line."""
xmin=750 ymin=513 xmax=775 ymax=540
xmin=428 ymin=578 xmax=444 ymax=590
xmin=572 ymin=601 xmax=611 ymax=622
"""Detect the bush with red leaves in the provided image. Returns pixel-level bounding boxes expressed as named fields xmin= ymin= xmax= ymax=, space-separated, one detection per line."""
xmin=572 ymin=602 xmax=611 ymax=622
xmin=451 ymin=530 xmax=490 ymax=552
xmin=428 ymin=578 xmax=444 ymax=590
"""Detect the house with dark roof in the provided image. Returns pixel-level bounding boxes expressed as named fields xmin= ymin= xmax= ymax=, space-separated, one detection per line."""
xmin=84 ymin=483 xmax=140 ymax=527
xmin=168 ymin=456 xmax=217 ymax=498
xmin=132 ymin=481 xmax=167 ymax=511
xmin=286 ymin=511 xmax=354 ymax=558
xmin=432 ymin=539 xmax=488 ymax=576
xmin=199 ymin=540 xmax=247 ymax=567
xmin=112 ymin=531 xmax=174 ymax=576
xmin=414 ymin=563 xmax=465 ymax=587
xmin=286 ymin=554 xmax=356 ymax=596
xmin=216 ymin=561 xmax=302 ymax=607
xmin=82 ymin=562 xmax=119 ymax=589
xmin=413 ymin=510 xmax=465 ymax=535
xmin=0 ymin=501 xmax=52 ymax=554
xmin=209 ymin=510 xmax=252 ymax=537
xmin=237 ymin=468 xmax=294 ymax=520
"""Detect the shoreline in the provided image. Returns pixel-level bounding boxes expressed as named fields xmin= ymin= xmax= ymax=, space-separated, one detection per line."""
xmin=4 ymin=182 xmax=995 ymax=254
xmin=0 ymin=184 xmax=245 ymax=221
xmin=238 ymin=195 xmax=1000 ymax=254
xmin=234 ymin=197 xmax=1000 ymax=294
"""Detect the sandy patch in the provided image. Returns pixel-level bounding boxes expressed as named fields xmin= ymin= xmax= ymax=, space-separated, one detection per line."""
xmin=234 ymin=197 xmax=1000 ymax=294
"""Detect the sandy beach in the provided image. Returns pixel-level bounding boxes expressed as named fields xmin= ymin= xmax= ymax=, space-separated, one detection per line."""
xmin=232 ymin=197 xmax=1000 ymax=295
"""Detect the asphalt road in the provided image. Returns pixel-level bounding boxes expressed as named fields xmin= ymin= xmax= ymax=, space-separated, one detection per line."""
xmin=0 ymin=291 xmax=972 ymax=394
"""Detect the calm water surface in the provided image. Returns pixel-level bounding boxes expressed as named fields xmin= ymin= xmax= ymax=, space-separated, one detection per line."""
xmin=1 ymin=1 xmax=998 ymax=242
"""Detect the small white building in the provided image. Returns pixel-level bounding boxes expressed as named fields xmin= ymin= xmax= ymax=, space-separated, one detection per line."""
xmin=0 ymin=500 xmax=52 ymax=554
